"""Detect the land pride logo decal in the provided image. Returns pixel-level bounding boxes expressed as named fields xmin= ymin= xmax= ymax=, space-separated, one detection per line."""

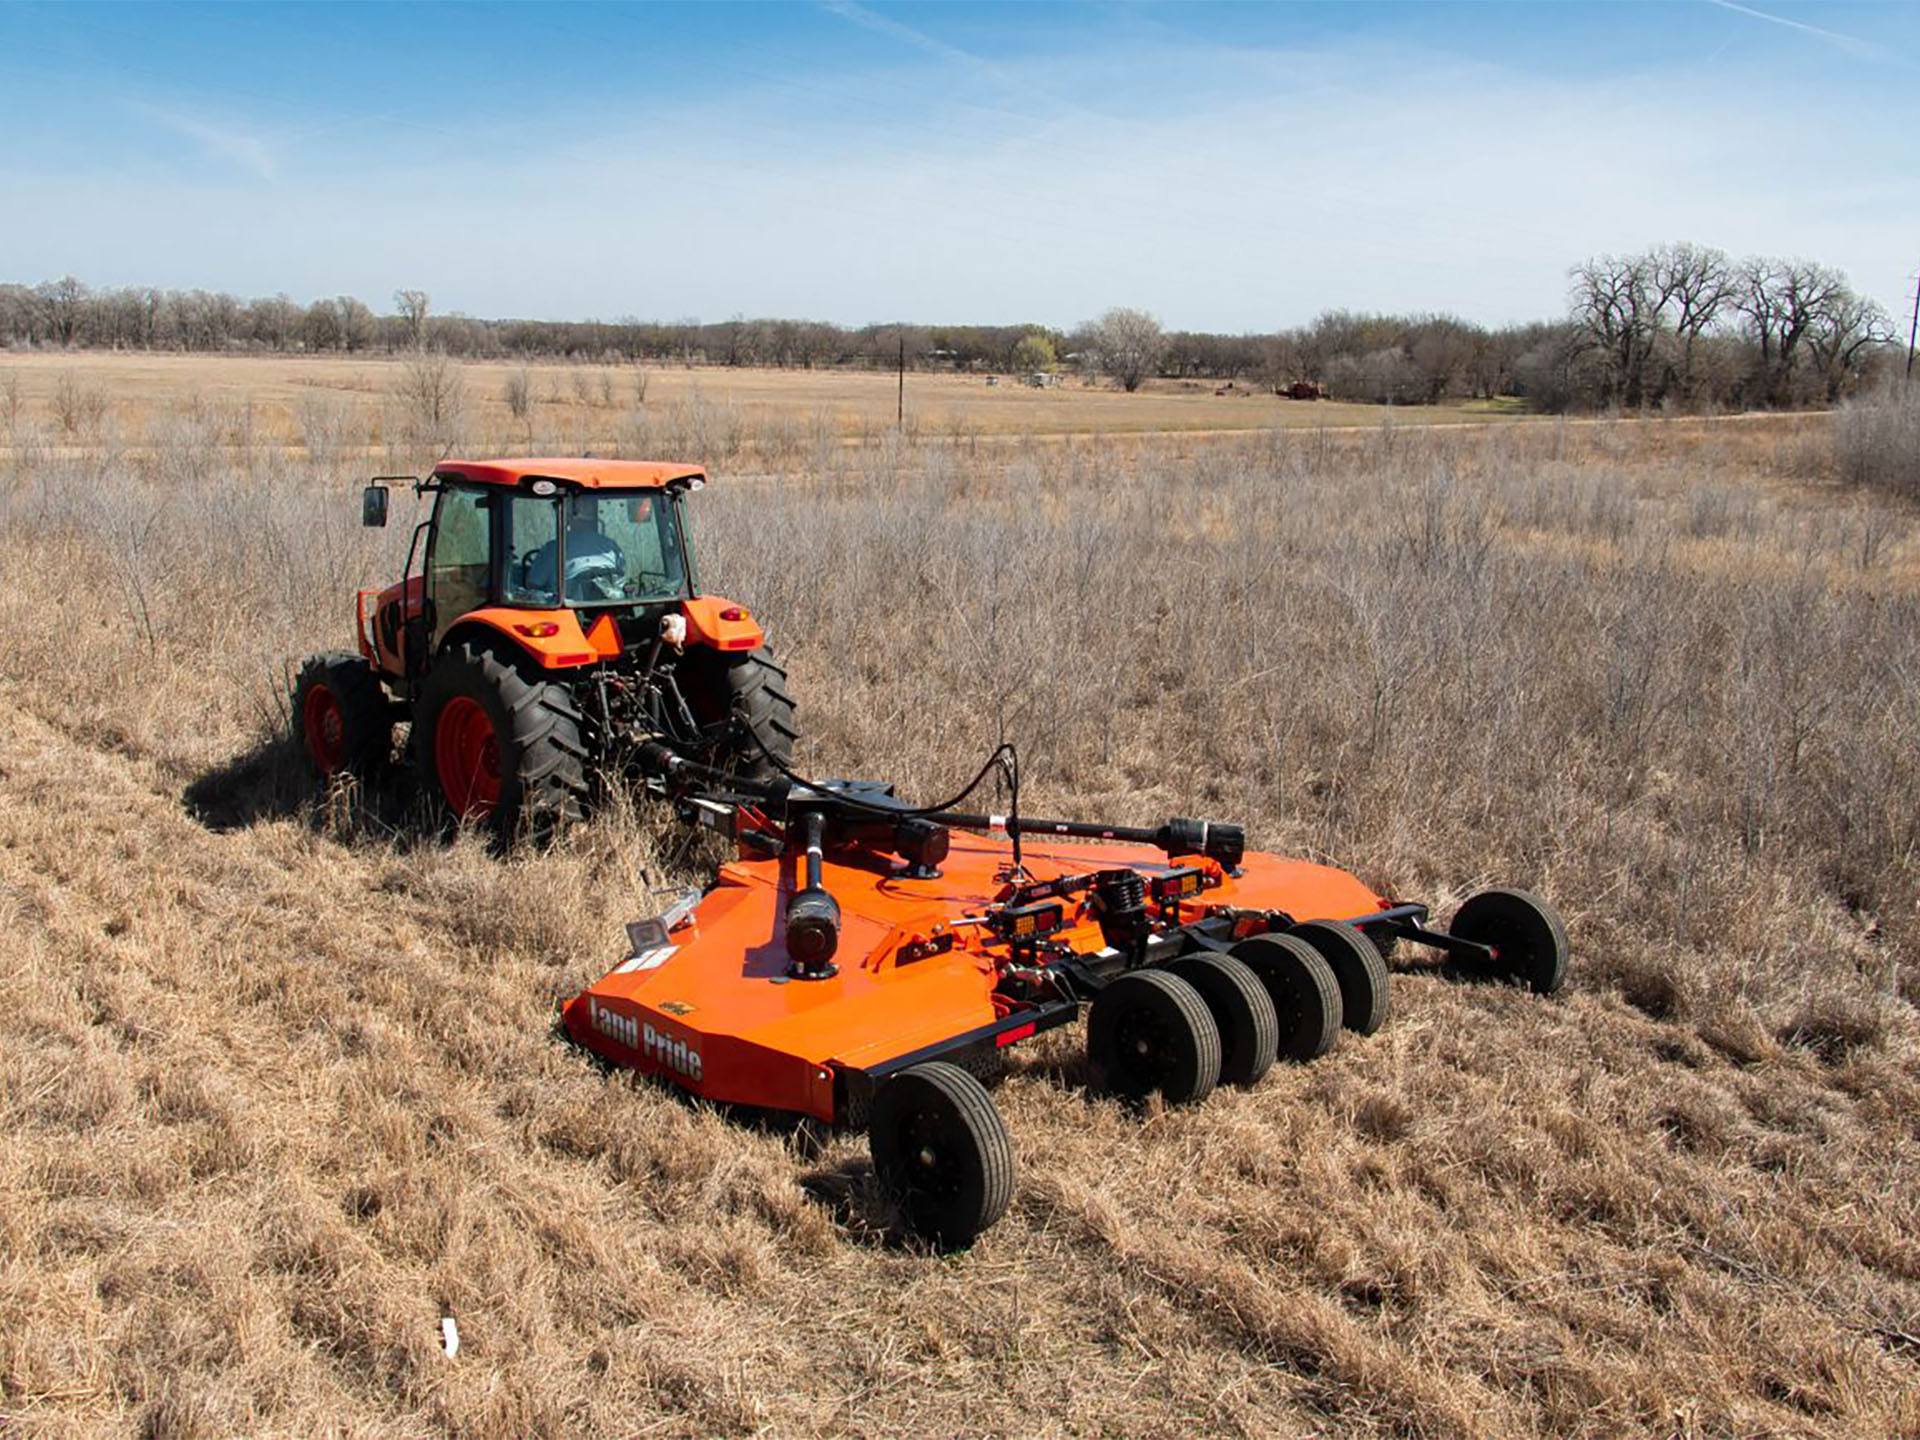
xmin=587 ymin=998 xmax=704 ymax=1081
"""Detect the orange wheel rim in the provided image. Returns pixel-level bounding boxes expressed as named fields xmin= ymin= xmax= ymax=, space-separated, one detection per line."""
xmin=302 ymin=684 xmax=347 ymax=772
xmin=435 ymin=695 xmax=502 ymax=819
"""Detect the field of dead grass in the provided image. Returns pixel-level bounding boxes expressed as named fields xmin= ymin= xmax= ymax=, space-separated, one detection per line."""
xmin=0 ymin=350 xmax=1532 ymax=456
xmin=0 ymin=386 xmax=1915 ymax=1438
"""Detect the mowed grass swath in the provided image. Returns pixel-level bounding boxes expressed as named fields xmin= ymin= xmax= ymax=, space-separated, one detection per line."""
xmin=0 ymin=362 xmax=1916 ymax=1436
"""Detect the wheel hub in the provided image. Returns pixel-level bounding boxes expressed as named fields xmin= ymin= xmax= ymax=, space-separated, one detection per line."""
xmin=435 ymin=695 xmax=503 ymax=819
xmin=302 ymin=685 xmax=347 ymax=772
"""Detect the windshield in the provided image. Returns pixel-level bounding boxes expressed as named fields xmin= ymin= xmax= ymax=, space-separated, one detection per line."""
xmin=504 ymin=489 xmax=689 ymax=607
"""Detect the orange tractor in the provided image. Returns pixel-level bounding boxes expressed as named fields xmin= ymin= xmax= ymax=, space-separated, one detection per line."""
xmin=301 ymin=459 xmax=1569 ymax=1250
xmin=294 ymin=458 xmax=795 ymax=830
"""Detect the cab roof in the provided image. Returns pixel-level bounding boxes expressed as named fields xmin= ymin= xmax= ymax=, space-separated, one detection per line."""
xmin=434 ymin=458 xmax=706 ymax=490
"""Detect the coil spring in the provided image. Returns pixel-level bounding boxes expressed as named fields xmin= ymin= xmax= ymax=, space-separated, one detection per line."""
xmin=1093 ymin=869 xmax=1151 ymax=958
xmin=1094 ymin=869 xmax=1146 ymax=914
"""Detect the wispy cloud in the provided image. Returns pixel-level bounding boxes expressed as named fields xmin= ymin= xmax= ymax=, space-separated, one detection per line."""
xmin=1703 ymin=0 xmax=1897 ymax=63
xmin=820 ymin=0 xmax=1008 ymax=78
xmin=816 ymin=0 xmax=1096 ymax=119
xmin=129 ymin=101 xmax=276 ymax=180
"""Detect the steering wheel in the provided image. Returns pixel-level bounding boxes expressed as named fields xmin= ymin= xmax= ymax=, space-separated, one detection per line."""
xmin=569 ymin=554 xmax=624 ymax=600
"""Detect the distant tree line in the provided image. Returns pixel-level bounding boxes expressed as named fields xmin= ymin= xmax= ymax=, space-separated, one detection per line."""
xmin=0 ymin=245 xmax=1897 ymax=411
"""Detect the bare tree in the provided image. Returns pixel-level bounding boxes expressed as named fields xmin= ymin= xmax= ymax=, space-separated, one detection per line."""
xmin=394 ymin=289 xmax=431 ymax=350
xmin=394 ymin=349 xmax=466 ymax=458
xmin=1091 ymin=308 xmax=1165 ymax=392
xmin=1807 ymin=292 xmax=1895 ymax=402
xmin=1736 ymin=260 xmax=1848 ymax=406
xmin=1647 ymin=243 xmax=1732 ymax=402
xmin=1407 ymin=317 xmax=1477 ymax=402
xmin=334 ymin=295 xmax=375 ymax=354
xmin=1569 ymin=254 xmax=1659 ymax=407
xmin=38 ymin=276 xmax=88 ymax=348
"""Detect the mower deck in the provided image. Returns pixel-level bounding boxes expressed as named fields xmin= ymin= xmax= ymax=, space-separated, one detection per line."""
xmin=563 ymin=829 xmax=1388 ymax=1123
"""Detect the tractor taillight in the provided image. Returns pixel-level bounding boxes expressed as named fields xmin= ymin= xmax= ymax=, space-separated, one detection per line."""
xmin=514 ymin=622 xmax=560 ymax=639
xmin=720 ymin=606 xmax=747 ymax=621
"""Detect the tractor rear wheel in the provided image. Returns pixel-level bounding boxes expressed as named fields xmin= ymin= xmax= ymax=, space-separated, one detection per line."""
xmin=293 ymin=652 xmax=391 ymax=776
xmin=1230 ymin=934 xmax=1343 ymax=1062
xmin=1087 ymin=969 xmax=1221 ymax=1106
xmin=869 ymin=1061 xmax=1013 ymax=1250
xmin=1291 ymin=920 xmax=1390 ymax=1035
xmin=724 ymin=648 xmax=799 ymax=784
xmin=414 ymin=642 xmax=588 ymax=836
xmin=1168 ymin=954 xmax=1279 ymax=1087
xmin=1448 ymin=888 xmax=1569 ymax=996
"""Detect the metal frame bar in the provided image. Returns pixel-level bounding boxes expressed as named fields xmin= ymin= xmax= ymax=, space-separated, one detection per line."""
xmin=1347 ymin=904 xmax=1497 ymax=963
xmin=841 ymin=998 xmax=1081 ymax=1106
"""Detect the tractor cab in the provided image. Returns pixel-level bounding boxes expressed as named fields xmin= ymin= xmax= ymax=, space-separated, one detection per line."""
xmin=355 ymin=458 xmax=755 ymax=679
xmin=296 ymin=458 xmax=797 ymax=834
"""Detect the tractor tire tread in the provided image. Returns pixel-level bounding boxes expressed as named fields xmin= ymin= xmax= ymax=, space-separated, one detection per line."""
xmin=727 ymin=647 xmax=800 ymax=781
xmin=419 ymin=641 xmax=589 ymax=833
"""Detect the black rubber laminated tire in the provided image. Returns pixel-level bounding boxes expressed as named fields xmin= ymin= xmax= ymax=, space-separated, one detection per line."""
xmin=1168 ymin=954 xmax=1279 ymax=1087
xmin=1448 ymin=888 xmax=1570 ymax=996
xmin=414 ymin=640 xmax=589 ymax=837
xmin=1230 ymin=934 xmax=1343 ymax=1062
xmin=1086 ymin=969 xmax=1222 ymax=1106
xmin=724 ymin=648 xmax=799 ymax=784
xmin=1291 ymin=920 xmax=1391 ymax=1036
xmin=868 ymin=1061 xmax=1014 ymax=1250
xmin=292 ymin=651 xmax=392 ymax=776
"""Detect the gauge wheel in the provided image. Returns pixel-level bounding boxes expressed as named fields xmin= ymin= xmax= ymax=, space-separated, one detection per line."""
xmin=869 ymin=1061 xmax=1014 ymax=1250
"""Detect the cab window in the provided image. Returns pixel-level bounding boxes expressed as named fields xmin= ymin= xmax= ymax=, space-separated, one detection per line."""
xmin=429 ymin=487 xmax=493 ymax=638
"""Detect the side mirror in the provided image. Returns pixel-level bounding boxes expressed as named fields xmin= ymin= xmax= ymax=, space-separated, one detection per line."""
xmin=362 ymin=484 xmax=389 ymax=528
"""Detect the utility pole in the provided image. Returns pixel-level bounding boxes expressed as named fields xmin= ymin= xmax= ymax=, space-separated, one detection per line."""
xmin=897 ymin=332 xmax=906 ymax=427
xmin=1907 ymin=268 xmax=1919 ymax=385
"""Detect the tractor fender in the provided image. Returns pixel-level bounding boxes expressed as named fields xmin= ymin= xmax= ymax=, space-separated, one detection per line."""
xmin=440 ymin=608 xmax=619 ymax=670
xmin=682 ymin=596 xmax=764 ymax=653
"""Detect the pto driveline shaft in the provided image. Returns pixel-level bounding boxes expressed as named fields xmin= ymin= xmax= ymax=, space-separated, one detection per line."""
xmin=935 ymin=812 xmax=1246 ymax=869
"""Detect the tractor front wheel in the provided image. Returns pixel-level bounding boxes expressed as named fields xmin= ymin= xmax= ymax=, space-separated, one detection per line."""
xmin=869 ymin=1061 xmax=1013 ymax=1250
xmin=414 ymin=642 xmax=588 ymax=837
xmin=293 ymin=652 xmax=391 ymax=777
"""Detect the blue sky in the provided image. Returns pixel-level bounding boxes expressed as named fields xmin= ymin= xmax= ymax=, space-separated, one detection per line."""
xmin=1 ymin=1 xmax=1914 ymax=331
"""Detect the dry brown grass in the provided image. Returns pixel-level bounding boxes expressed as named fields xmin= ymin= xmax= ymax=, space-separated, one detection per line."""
xmin=0 ymin=351 xmax=1540 ymax=456
xmin=0 ymin=389 xmax=1916 ymax=1437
